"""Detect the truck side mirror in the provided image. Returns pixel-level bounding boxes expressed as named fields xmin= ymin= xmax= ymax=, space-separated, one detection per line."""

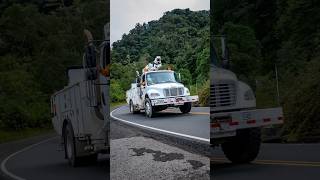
xmin=178 ymin=73 xmax=182 ymax=82
xmin=136 ymin=71 xmax=140 ymax=77
xmin=85 ymin=45 xmax=96 ymax=68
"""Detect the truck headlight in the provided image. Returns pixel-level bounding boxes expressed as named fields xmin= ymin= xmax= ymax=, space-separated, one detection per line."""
xmin=185 ymin=88 xmax=190 ymax=95
xmin=244 ymin=89 xmax=255 ymax=100
xmin=150 ymin=93 xmax=160 ymax=97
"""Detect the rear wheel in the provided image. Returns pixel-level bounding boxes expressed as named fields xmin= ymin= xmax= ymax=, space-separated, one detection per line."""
xmin=64 ymin=123 xmax=97 ymax=167
xmin=64 ymin=123 xmax=81 ymax=167
xmin=179 ymin=102 xmax=192 ymax=113
xmin=221 ymin=128 xmax=261 ymax=163
xmin=129 ymin=100 xmax=139 ymax=114
xmin=144 ymin=98 xmax=154 ymax=118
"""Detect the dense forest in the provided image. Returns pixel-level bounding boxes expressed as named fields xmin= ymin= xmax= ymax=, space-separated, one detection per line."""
xmin=111 ymin=9 xmax=210 ymax=105
xmin=0 ymin=0 xmax=108 ymax=132
xmin=212 ymin=0 xmax=320 ymax=141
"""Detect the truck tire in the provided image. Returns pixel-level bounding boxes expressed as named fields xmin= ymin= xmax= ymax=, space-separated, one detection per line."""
xmin=64 ymin=123 xmax=81 ymax=167
xmin=129 ymin=100 xmax=139 ymax=114
xmin=179 ymin=102 xmax=192 ymax=113
xmin=64 ymin=123 xmax=98 ymax=167
xmin=144 ymin=98 xmax=154 ymax=118
xmin=221 ymin=128 xmax=261 ymax=163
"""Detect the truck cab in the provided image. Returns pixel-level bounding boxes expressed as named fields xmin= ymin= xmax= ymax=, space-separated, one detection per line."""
xmin=211 ymin=36 xmax=283 ymax=163
xmin=126 ymin=69 xmax=198 ymax=118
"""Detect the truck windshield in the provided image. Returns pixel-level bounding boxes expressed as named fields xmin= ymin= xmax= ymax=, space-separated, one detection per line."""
xmin=146 ymin=72 xmax=177 ymax=85
xmin=211 ymin=36 xmax=228 ymax=68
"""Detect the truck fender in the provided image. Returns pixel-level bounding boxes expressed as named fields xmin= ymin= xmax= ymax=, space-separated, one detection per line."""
xmin=145 ymin=89 xmax=160 ymax=99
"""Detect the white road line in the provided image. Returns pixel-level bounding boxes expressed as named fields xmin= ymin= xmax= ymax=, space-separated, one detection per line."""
xmin=110 ymin=106 xmax=210 ymax=143
xmin=1 ymin=137 xmax=58 ymax=180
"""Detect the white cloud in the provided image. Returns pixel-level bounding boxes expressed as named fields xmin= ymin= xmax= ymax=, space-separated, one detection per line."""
xmin=110 ymin=0 xmax=210 ymax=44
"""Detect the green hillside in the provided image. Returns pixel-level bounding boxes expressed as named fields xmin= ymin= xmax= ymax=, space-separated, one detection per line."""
xmin=111 ymin=9 xmax=210 ymax=105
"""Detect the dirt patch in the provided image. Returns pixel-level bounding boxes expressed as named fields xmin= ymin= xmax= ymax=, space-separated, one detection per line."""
xmin=130 ymin=147 xmax=184 ymax=162
xmin=187 ymin=160 xmax=205 ymax=169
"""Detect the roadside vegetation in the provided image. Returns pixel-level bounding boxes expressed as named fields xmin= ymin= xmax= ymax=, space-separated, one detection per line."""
xmin=0 ymin=0 xmax=108 ymax=142
xmin=0 ymin=128 xmax=53 ymax=144
xmin=212 ymin=0 xmax=320 ymax=142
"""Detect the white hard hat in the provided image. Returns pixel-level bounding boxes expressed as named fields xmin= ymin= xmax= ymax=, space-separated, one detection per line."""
xmin=154 ymin=56 xmax=161 ymax=65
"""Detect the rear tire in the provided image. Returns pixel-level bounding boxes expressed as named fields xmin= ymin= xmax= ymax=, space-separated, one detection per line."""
xmin=64 ymin=123 xmax=81 ymax=167
xmin=179 ymin=102 xmax=192 ymax=113
xmin=129 ymin=100 xmax=139 ymax=114
xmin=64 ymin=123 xmax=98 ymax=167
xmin=221 ymin=128 xmax=261 ymax=163
xmin=144 ymin=98 xmax=154 ymax=118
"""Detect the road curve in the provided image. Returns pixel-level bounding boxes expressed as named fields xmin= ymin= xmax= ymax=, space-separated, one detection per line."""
xmin=111 ymin=106 xmax=210 ymax=143
xmin=1 ymin=137 xmax=109 ymax=180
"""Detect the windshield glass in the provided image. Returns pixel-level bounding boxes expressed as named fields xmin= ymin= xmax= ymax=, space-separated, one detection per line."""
xmin=211 ymin=38 xmax=223 ymax=67
xmin=146 ymin=72 xmax=177 ymax=85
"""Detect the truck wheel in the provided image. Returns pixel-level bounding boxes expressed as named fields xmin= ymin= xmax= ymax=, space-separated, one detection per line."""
xmin=179 ymin=102 xmax=192 ymax=113
xmin=221 ymin=128 xmax=261 ymax=163
xmin=129 ymin=100 xmax=139 ymax=114
xmin=64 ymin=124 xmax=98 ymax=166
xmin=144 ymin=98 xmax=154 ymax=118
xmin=64 ymin=123 xmax=81 ymax=167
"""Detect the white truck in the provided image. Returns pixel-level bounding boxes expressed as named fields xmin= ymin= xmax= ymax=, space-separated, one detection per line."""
xmin=126 ymin=69 xmax=199 ymax=118
xmin=211 ymin=36 xmax=283 ymax=163
xmin=51 ymin=24 xmax=110 ymax=166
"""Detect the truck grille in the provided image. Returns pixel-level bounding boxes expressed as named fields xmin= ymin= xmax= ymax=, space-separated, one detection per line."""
xmin=164 ymin=87 xmax=184 ymax=97
xmin=210 ymin=83 xmax=236 ymax=108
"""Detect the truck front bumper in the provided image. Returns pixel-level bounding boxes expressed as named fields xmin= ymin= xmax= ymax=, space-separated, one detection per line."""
xmin=211 ymin=107 xmax=283 ymax=139
xmin=151 ymin=95 xmax=198 ymax=106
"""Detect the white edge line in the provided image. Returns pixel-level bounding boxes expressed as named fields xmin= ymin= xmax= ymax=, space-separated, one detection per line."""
xmin=111 ymin=106 xmax=210 ymax=143
xmin=1 ymin=137 xmax=58 ymax=180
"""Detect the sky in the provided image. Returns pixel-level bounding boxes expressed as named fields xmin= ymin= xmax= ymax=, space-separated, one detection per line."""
xmin=110 ymin=0 xmax=210 ymax=45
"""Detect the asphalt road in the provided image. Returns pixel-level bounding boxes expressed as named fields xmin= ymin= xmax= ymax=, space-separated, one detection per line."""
xmin=110 ymin=110 xmax=210 ymax=180
xmin=2 ymin=105 xmax=319 ymax=180
xmin=111 ymin=106 xmax=210 ymax=142
xmin=1 ymin=137 xmax=109 ymax=180
xmin=0 ymin=106 xmax=210 ymax=180
xmin=211 ymin=143 xmax=320 ymax=180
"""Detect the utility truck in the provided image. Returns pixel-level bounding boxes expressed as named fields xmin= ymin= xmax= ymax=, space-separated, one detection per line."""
xmin=126 ymin=68 xmax=199 ymax=118
xmin=51 ymin=24 xmax=110 ymax=166
xmin=211 ymin=36 xmax=283 ymax=163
